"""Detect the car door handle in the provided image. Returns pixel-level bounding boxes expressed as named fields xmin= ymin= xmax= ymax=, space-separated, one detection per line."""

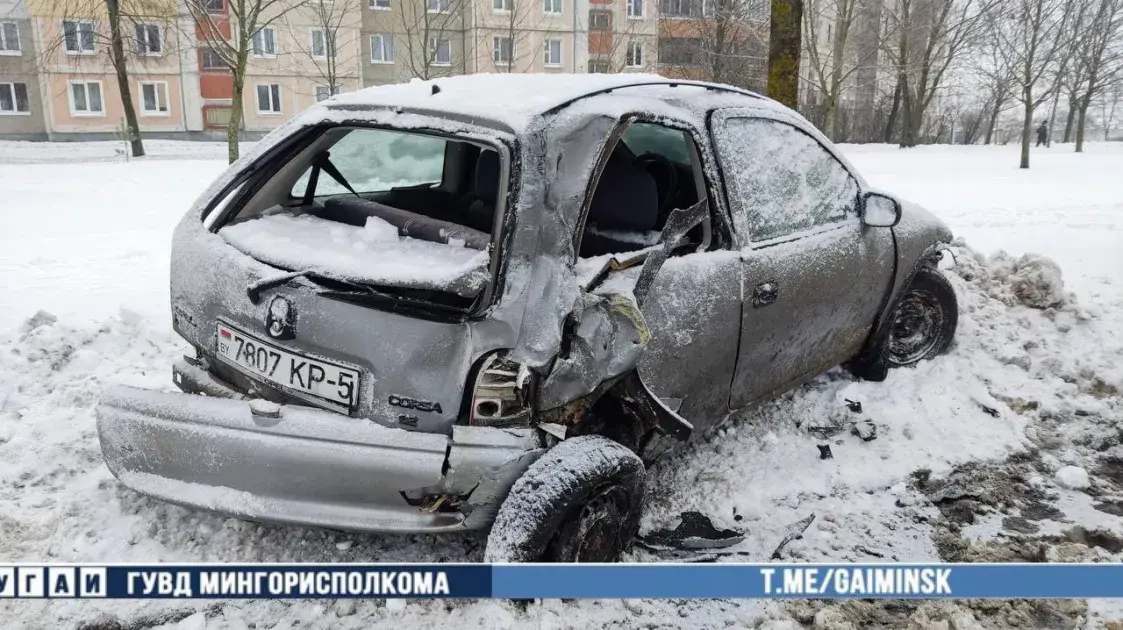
xmin=752 ymin=281 xmax=779 ymax=307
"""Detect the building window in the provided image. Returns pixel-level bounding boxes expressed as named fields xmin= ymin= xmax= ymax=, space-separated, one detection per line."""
xmin=428 ymin=38 xmax=450 ymax=65
xmin=370 ymin=34 xmax=393 ymax=63
xmin=204 ymin=0 xmax=224 ymax=11
xmin=658 ymin=37 xmax=701 ymax=65
xmin=661 ymin=0 xmax=705 ymax=17
xmin=310 ymin=29 xmax=335 ymax=59
xmin=256 ymin=83 xmax=282 ymax=114
xmin=492 ymin=36 xmax=512 ymax=64
xmin=63 ymin=20 xmax=96 ymax=54
xmin=201 ymin=48 xmax=225 ymax=69
xmin=0 ymin=22 xmax=20 ymax=54
xmin=315 ymin=85 xmax=341 ymax=102
xmin=626 ymin=0 xmax=643 ymax=18
xmin=493 ymin=0 xmax=510 ymax=10
xmin=251 ymin=27 xmax=276 ymax=58
xmin=139 ymin=81 xmax=169 ymax=115
xmin=69 ymin=81 xmax=104 ymax=115
xmin=427 ymin=0 xmax=450 ymax=12
xmin=588 ymin=10 xmax=610 ymax=30
xmin=543 ymin=38 xmax=562 ymax=67
xmin=134 ymin=23 xmax=162 ymax=55
xmin=370 ymin=0 xmax=391 ymax=7
xmin=626 ymin=41 xmax=643 ymax=67
xmin=588 ymin=59 xmax=610 ymax=73
xmin=0 ymin=82 xmax=29 ymax=113
xmin=543 ymin=0 xmax=561 ymax=13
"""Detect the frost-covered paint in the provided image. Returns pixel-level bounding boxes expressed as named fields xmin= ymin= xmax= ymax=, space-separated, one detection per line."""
xmin=96 ymin=75 xmax=954 ymax=534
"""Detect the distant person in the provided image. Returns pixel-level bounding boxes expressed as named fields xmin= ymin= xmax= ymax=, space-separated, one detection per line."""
xmin=1036 ymin=122 xmax=1048 ymax=147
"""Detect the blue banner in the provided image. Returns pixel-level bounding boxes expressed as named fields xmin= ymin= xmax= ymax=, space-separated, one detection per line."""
xmin=4 ymin=564 xmax=1123 ymax=599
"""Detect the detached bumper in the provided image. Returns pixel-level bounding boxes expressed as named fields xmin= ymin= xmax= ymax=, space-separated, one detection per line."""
xmin=96 ymin=384 xmax=543 ymax=533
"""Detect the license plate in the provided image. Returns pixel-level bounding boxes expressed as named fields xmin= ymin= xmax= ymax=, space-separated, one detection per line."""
xmin=215 ymin=323 xmax=360 ymax=412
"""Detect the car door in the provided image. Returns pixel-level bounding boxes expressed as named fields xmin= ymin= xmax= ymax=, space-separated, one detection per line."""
xmin=710 ymin=110 xmax=896 ymax=409
xmin=575 ymin=118 xmax=744 ymax=435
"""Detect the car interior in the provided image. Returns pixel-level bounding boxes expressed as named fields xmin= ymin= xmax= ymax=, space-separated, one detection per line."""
xmin=224 ymin=123 xmax=710 ymax=263
xmin=578 ymin=122 xmax=710 ymax=259
xmin=224 ymin=127 xmax=503 ymax=253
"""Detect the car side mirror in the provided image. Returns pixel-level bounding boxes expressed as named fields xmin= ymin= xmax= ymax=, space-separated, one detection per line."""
xmin=861 ymin=192 xmax=902 ymax=228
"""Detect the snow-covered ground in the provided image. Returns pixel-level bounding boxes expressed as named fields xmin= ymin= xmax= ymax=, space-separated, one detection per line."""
xmin=1 ymin=140 xmax=1121 ymax=629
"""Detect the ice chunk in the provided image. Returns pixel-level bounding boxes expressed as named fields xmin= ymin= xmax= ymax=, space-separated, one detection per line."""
xmin=1010 ymin=253 xmax=1065 ymax=309
xmin=1055 ymin=466 xmax=1090 ymax=490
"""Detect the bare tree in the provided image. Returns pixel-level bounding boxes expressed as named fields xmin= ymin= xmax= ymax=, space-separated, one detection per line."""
xmin=397 ymin=0 xmax=466 ymax=80
xmin=989 ymin=0 xmax=1073 ymax=168
xmin=767 ymin=0 xmax=803 ymax=108
xmin=694 ymin=0 xmax=769 ymax=86
xmin=801 ymin=0 xmax=879 ymax=139
xmin=39 ymin=0 xmax=180 ymax=156
xmin=186 ymin=0 xmax=310 ymax=163
xmin=881 ymin=0 xmax=989 ymax=147
xmin=1070 ymin=0 xmax=1123 ymax=151
xmin=974 ymin=39 xmax=1015 ymax=144
xmin=285 ymin=0 xmax=362 ymax=99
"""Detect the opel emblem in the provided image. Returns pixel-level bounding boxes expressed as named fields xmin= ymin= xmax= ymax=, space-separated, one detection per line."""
xmin=266 ymin=296 xmax=295 ymax=340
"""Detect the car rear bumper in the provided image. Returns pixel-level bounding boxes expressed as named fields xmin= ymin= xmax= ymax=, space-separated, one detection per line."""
xmin=96 ymin=379 xmax=543 ymax=534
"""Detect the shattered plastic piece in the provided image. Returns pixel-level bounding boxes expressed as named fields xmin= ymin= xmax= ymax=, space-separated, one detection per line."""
xmin=845 ymin=398 xmax=863 ymax=413
xmin=770 ymin=513 xmax=816 ymax=560
xmin=851 ymin=421 xmax=877 ymax=442
xmin=637 ymin=511 xmax=745 ymax=551
xmin=537 ymin=422 xmax=567 ymax=440
xmin=980 ymin=404 xmax=1000 ymax=418
xmin=817 ymin=444 xmax=833 ymax=460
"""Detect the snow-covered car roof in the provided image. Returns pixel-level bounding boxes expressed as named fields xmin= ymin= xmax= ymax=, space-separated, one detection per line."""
xmin=324 ymin=73 xmax=772 ymax=133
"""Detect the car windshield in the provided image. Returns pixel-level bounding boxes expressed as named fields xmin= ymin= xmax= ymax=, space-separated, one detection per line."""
xmin=214 ymin=125 xmax=505 ymax=304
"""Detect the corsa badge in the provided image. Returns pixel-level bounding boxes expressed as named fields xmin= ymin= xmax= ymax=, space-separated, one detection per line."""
xmin=266 ymin=296 xmax=295 ymax=340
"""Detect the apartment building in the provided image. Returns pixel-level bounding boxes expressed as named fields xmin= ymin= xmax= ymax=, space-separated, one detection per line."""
xmin=0 ymin=0 xmax=48 ymax=138
xmin=19 ymin=0 xmax=197 ymax=139
xmin=587 ymin=0 xmax=657 ymax=73
xmin=3 ymin=0 xmax=703 ymax=141
xmin=656 ymin=0 xmax=768 ymax=90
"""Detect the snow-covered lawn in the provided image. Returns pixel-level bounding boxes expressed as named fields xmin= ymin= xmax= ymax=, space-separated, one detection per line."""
xmin=0 ymin=140 xmax=1121 ymax=629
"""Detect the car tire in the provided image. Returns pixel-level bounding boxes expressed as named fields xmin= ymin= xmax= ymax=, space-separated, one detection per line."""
xmin=884 ymin=268 xmax=958 ymax=367
xmin=483 ymin=435 xmax=645 ymax=563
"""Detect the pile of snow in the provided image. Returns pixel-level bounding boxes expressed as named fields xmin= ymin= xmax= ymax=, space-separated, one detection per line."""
xmin=219 ymin=212 xmax=490 ymax=296
xmin=952 ymin=246 xmax=1070 ymax=309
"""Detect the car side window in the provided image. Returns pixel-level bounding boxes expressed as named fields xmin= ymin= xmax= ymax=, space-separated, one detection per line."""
xmin=717 ymin=117 xmax=858 ymax=242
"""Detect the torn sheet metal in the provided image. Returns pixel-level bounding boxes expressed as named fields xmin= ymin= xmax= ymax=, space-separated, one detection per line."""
xmin=537 ymin=292 xmax=650 ymax=411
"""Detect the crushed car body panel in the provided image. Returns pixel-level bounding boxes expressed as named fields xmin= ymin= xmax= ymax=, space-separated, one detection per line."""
xmin=96 ymin=385 xmax=541 ymax=533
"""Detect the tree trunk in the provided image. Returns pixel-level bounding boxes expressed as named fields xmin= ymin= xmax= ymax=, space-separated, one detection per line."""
xmin=227 ymin=56 xmax=247 ymax=164
xmin=106 ymin=0 xmax=144 ymax=158
xmin=1062 ymin=98 xmax=1076 ymax=142
xmin=1020 ymin=97 xmax=1032 ymax=169
xmin=1075 ymin=100 xmax=1088 ymax=153
xmin=883 ymin=77 xmax=902 ymax=143
xmin=766 ymin=0 xmax=802 ymax=109
xmin=900 ymin=80 xmax=918 ymax=148
xmin=984 ymin=95 xmax=1003 ymax=145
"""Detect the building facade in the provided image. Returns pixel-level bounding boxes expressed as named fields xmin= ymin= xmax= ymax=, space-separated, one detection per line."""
xmin=0 ymin=0 xmax=49 ymax=138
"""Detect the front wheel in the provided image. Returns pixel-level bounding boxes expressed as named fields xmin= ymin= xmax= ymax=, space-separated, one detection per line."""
xmin=484 ymin=435 xmax=645 ymax=563
xmin=885 ymin=268 xmax=958 ymax=367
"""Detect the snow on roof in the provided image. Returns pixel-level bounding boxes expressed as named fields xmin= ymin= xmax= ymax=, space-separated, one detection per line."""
xmin=326 ymin=73 xmax=752 ymax=130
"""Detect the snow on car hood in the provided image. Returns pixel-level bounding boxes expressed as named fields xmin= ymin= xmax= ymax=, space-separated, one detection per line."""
xmin=218 ymin=212 xmax=490 ymax=297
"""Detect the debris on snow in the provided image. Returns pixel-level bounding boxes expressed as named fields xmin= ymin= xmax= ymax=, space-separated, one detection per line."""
xmin=1055 ymin=466 xmax=1091 ymax=490
xmin=636 ymin=511 xmax=745 ymax=551
xmin=770 ymin=514 xmax=816 ymax=560
xmin=850 ymin=421 xmax=877 ymax=442
xmin=817 ymin=444 xmax=834 ymax=460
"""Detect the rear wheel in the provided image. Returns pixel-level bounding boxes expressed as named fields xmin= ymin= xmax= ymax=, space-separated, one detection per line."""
xmin=484 ymin=435 xmax=645 ymax=563
xmin=885 ymin=268 xmax=958 ymax=367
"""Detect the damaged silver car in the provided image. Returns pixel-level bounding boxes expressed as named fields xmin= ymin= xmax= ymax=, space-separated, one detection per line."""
xmin=95 ymin=75 xmax=958 ymax=562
